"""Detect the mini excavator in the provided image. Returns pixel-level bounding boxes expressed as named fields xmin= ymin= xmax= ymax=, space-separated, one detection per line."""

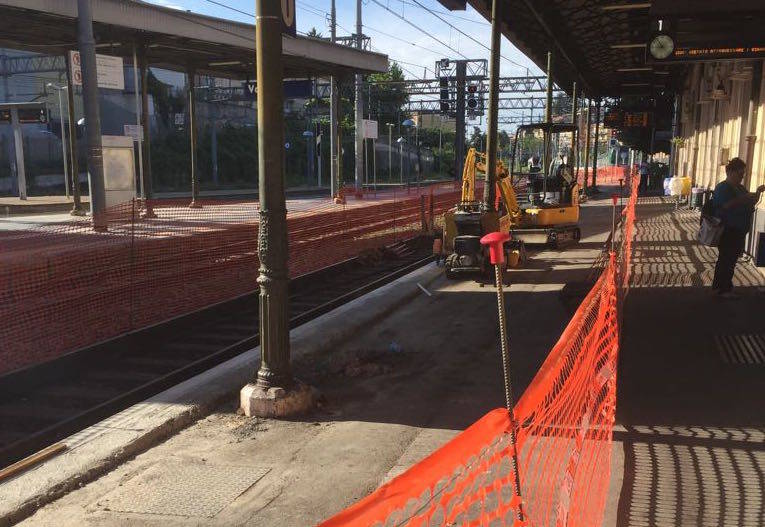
xmin=442 ymin=123 xmax=581 ymax=278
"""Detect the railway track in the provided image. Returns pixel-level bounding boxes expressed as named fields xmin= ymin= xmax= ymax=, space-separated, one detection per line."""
xmin=0 ymin=237 xmax=433 ymax=470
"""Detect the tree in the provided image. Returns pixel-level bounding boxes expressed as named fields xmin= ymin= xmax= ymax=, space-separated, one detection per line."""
xmin=367 ymin=62 xmax=410 ymax=129
xmin=306 ymin=27 xmax=323 ymax=38
xmin=467 ymin=126 xmax=485 ymax=151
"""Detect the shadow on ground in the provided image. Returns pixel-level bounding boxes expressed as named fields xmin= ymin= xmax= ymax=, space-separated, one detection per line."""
xmin=612 ymin=201 xmax=765 ymax=527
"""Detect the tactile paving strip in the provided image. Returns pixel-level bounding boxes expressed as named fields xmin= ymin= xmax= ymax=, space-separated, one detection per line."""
xmin=100 ymin=462 xmax=270 ymax=518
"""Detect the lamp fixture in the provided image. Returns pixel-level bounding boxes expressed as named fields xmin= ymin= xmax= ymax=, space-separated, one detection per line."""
xmin=208 ymin=60 xmax=241 ymax=66
xmin=610 ymin=43 xmax=646 ymax=49
xmin=602 ymin=3 xmax=651 ymax=11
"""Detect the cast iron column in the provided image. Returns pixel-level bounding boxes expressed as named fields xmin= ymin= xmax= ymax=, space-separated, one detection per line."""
xmin=482 ymin=0 xmax=502 ymax=211
xmin=65 ymin=53 xmax=85 ymax=216
xmin=329 ymin=0 xmax=339 ymax=197
xmin=582 ymin=98 xmax=591 ymax=191
xmin=77 ymin=0 xmax=106 ymax=229
xmin=353 ymin=0 xmax=363 ymax=193
xmin=591 ymin=98 xmax=601 ymax=190
xmin=139 ymin=48 xmax=155 ymax=217
xmin=255 ymin=0 xmax=291 ymax=390
xmin=571 ymin=81 xmax=578 ymax=170
xmin=188 ymin=67 xmax=201 ymax=208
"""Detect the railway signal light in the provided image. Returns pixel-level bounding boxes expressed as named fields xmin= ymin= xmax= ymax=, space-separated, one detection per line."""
xmin=467 ymin=83 xmax=479 ymax=110
xmin=439 ymin=77 xmax=450 ymax=114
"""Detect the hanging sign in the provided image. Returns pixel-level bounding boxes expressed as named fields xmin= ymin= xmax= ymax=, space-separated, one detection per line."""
xmin=281 ymin=0 xmax=296 ymax=37
xmin=69 ymin=51 xmax=125 ymax=91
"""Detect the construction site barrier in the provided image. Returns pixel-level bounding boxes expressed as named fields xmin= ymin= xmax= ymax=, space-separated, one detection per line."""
xmin=0 ymin=182 xmax=461 ymax=375
xmin=319 ymin=171 xmax=640 ymax=527
xmin=576 ymin=165 xmax=631 ymax=187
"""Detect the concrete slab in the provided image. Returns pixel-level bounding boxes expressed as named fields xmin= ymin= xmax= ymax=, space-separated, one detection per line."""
xmin=9 ymin=196 xmax=617 ymax=527
xmin=603 ymin=200 xmax=765 ymax=527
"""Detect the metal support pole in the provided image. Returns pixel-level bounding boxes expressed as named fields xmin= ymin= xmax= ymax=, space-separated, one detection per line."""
xmin=387 ymin=124 xmax=393 ymax=183
xmin=211 ymin=80 xmax=219 ymax=186
xmin=10 ymin=108 xmax=26 ymax=200
xmin=543 ymin=52 xmax=553 ymax=199
xmin=329 ymin=0 xmax=339 ymax=198
xmin=592 ymin=98 xmax=601 ymax=190
xmin=483 ymin=0 xmax=502 ymax=211
xmin=77 ymin=0 xmax=106 ymax=228
xmin=56 ymin=88 xmax=70 ymax=199
xmin=139 ymin=48 xmax=155 ymax=217
xmin=744 ymin=61 xmax=762 ymax=190
xmin=669 ymin=94 xmax=679 ymax=179
xmin=132 ymin=43 xmax=144 ymax=200
xmin=571 ymin=82 xmax=578 ymax=170
xmin=65 ymin=53 xmax=85 ymax=216
xmin=455 ymin=61 xmax=466 ymax=180
xmin=254 ymin=0 xmax=291 ymax=391
xmin=188 ymin=67 xmax=200 ymax=208
xmin=583 ymin=98 xmax=591 ymax=192
xmin=354 ymin=0 xmax=363 ymax=193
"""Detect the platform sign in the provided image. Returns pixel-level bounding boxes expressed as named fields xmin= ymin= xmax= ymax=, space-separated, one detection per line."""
xmin=281 ymin=0 xmax=296 ymax=37
xmin=123 ymin=124 xmax=143 ymax=141
xmin=69 ymin=51 xmax=125 ymax=91
xmin=362 ymin=119 xmax=378 ymax=139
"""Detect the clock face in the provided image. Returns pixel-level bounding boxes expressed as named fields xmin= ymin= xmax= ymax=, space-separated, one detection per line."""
xmin=650 ymin=34 xmax=675 ymax=60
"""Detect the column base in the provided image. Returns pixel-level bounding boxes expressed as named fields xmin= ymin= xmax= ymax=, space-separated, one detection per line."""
xmin=70 ymin=207 xmax=86 ymax=217
xmin=240 ymin=381 xmax=318 ymax=418
xmin=188 ymin=201 xmax=202 ymax=209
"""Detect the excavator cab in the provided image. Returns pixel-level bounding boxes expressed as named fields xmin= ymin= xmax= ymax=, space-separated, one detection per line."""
xmin=507 ymin=123 xmax=581 ymax=246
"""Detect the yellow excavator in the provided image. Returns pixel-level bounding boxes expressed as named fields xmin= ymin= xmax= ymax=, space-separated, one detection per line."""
xmin=442 ymin=123 xmax=581 ymax=278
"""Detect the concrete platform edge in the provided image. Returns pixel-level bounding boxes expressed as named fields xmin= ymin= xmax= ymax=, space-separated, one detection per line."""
xmin=0 ymin=263 xmax=442 ymax=527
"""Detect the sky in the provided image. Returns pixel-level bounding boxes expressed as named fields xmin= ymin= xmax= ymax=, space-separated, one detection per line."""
xmin=146 ymin=0 xmax=544 ymax=125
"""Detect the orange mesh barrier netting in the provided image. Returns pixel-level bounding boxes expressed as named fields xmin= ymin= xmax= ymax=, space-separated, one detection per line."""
xmin=576 ymin=165 xmax=631 ymax=187
xmin=0 ymin=183 xmax=461 ymax=375
xmin=319 ymin=174 xmax=640 ymax=527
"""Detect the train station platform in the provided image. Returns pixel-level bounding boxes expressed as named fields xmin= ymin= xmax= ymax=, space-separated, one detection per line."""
xmin=3 ymin=191 xmax=763 ymax=526
xmin=0 ymin=195 xmax=89 ymax=217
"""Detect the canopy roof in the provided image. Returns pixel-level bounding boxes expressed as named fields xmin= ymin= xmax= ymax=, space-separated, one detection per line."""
xmin=0 ymin=0 xmax=388 ymax=78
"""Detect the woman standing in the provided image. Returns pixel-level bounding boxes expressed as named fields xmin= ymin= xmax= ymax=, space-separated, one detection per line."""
xmin=712 ymin=157 xmax=765 ymax=298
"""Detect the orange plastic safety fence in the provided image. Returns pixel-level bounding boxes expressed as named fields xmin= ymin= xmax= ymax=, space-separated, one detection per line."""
xmin=576 ymin=165 xmax=631 ymax=187
xmin=0 ymin=183 xmax=460 ymax=375
xmin=319 ymin=171 xmax=640 ymax=527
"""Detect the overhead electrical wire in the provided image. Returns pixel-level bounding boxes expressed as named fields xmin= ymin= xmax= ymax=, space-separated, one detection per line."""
xmin=365 ymin=24 xmax=446 ymax=57
xmin=368 ymin=0 xmax=469 ymax=60
xmin=406 ymin=0 xmax=530 ymax=71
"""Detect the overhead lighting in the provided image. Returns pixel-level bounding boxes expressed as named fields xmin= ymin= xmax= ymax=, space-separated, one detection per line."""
xmin=617 ymin=67 xmax=652 ymax=72
xmin=610 ymin=43 xmax=646 ymax=49
xmin=208 ymin=60 xmax=241 ymax=66
xmin=602 ymin=3 xmax=651 ymax=10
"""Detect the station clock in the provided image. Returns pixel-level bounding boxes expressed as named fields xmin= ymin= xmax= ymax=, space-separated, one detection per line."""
xmin=649 ymin=33 xmax=675 ymax=60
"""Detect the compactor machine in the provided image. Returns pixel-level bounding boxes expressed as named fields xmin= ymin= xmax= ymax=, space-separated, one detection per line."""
xmin=442 ymin=122 xmax=581 ymax=278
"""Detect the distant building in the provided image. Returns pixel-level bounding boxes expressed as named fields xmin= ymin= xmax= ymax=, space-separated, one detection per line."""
xmin=412 ymin=113 xmax=455 ymax=132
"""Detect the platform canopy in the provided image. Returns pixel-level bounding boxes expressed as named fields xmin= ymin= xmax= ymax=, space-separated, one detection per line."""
xmin=0 ymin=0 xmax=388 ymax=78
xmin=439 ymin=0 xmax=765 ymax=98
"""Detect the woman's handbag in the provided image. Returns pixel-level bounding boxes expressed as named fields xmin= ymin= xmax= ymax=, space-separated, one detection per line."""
xmin=698 ymin=214 xmax=723 ymax=246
